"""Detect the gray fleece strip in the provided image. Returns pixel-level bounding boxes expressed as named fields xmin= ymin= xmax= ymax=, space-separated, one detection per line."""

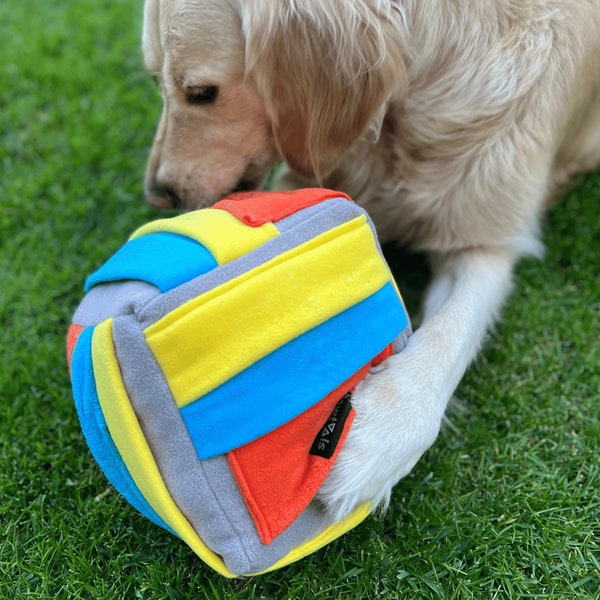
xmin=72 ymin=280 xmax=159 ymax=327
xmin=111 ymin=315 xmax=335 ymax=575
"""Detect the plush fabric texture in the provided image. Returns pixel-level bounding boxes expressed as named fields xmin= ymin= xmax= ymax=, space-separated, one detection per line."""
xmin=67 ymin=188 xmax=412 ymax=577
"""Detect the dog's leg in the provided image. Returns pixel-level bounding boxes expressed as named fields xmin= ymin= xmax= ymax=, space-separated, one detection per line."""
xmin=318 ymin=247 xmax=516 ymax=518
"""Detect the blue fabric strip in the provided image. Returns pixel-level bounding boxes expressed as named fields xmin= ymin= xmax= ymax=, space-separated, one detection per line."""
xmin=70 ymin=326 xmax=175 ymax=534
xmin=85 ymin=233 xmax=218 ymax=293
xmin=180 ymin=281 xmax=409 ymax=460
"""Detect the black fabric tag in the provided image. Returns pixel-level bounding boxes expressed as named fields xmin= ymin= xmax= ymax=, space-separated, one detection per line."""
xmin=309 ymin=393 xmax=353 ymax=459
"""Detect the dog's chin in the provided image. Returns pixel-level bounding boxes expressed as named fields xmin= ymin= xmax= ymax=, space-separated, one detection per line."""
xmin=220 ymin=163 xmax=275 ymax=201
xmin=179 ymin=180 xmax=265 ymax=210
xmin=229 ymin=177 xmax=261 ymax=195
xmin=145 ymin=166 xmax=272 ymax=211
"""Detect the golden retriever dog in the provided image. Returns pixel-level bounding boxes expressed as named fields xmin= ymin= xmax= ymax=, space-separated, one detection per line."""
xmin=142 ymin=0 xmax=600 ymax=518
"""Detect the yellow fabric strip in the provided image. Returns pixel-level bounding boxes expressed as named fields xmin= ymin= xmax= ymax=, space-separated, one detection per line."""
xmin=254 ymin=502 xmax=372 ymax=575
xmin=129 ymin=209 xmax=279 ymax=265
xmin=145 ymin=215 xmax=390 ymax=408
xmin=91 ymin=319 xmax=236 ymax=578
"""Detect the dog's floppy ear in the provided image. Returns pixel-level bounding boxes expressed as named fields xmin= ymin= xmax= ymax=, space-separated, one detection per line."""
xmin=241 ymin=1 xmax=408 ymax=181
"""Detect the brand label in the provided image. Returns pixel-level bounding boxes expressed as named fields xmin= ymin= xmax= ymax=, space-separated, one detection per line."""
xmin=309 ymin=393 xmax=353 ymax=459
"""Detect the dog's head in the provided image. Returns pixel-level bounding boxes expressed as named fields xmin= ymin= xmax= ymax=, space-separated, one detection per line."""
xmin=142 ymin=0 xmax=407 ymax=209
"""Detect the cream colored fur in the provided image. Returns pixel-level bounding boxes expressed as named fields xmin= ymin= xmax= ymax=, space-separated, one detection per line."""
xmin=142 ymin=0 xmax=600 ymax=518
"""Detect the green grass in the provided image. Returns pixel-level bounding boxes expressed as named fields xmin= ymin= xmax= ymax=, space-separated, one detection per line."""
xmin=1 ymin=1 xmax=599 ymax=598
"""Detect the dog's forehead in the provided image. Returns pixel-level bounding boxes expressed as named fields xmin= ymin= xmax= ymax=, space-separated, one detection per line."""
xmin=152 ymin=0 xmax=245 ymax=83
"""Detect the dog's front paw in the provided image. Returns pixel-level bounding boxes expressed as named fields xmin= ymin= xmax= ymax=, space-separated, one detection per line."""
xmin=317 ymin=335 xmax=449 ymax=519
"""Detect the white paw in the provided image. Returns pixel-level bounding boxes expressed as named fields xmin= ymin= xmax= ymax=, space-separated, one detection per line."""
xmin=317 ymin=332 xmax=450 ymax=519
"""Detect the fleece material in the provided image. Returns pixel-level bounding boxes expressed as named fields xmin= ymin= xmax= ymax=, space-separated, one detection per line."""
xmin=67 ymin=188 xmax=411 ymax=576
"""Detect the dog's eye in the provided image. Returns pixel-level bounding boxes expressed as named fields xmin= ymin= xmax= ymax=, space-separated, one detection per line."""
xmin=184 ymin=85 xmax=219 ymax=105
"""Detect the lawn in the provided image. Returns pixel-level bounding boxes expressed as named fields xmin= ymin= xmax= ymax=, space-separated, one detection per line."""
xmin=1 ymin=1 xmax=599 ymax=598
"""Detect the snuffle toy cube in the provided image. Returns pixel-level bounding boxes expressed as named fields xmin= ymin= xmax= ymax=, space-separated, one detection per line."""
xmin=67 ymin=188 xmax=411 ymax=577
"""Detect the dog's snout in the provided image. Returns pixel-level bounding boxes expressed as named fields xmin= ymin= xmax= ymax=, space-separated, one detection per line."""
xmin=145 ymin=183 xmax=182 ymax=210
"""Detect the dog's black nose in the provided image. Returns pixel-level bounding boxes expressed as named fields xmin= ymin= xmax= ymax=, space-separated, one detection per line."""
xmin=145 ymin=184 xmax=182 ymax=209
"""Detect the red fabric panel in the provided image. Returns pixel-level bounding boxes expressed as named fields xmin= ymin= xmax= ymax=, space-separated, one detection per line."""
xmin=226 ymin=362 xmax=370 ymax=545
xmin=213 ymin=188 xmax=351 ymax=227
xmin=66 ymin=324 xmax=86 ymax=375
xmin=371 ymin=342 xmax=394 ymax=366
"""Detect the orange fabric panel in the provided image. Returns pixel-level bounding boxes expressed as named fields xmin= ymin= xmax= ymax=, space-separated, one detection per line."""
xmin=227 ymin=362 xmax=371 ymax=545
xmin=66 ymin=323 xmax=86 ymax=374
xmin=213 ymin=188 xmax=351 ymax=226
